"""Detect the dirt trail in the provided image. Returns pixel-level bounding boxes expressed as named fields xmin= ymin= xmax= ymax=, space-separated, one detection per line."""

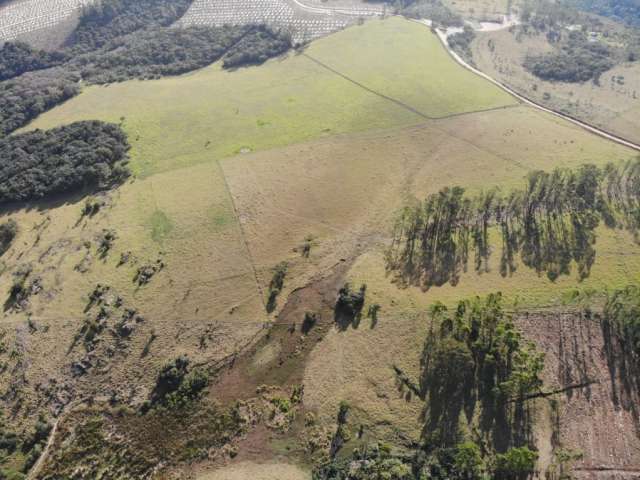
xmin=27 ymin=399 xmax=87 ymax=480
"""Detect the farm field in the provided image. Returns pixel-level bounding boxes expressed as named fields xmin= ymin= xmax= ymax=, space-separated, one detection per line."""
xmin=178 ymin=0 xmax=383 ymax=44
xmin=0 ymin=0 xmax=92 ymax=47
xmin=26 ymin=17 xmax=517 ymax=179
xmin=2 ymin=14 xmax=640 ymax=480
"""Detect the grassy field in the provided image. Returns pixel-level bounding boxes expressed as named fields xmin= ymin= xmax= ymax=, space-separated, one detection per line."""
xmin=25 ymin=17 xmax=516 ymax=179
xmin=197 ymin=462 xmax=311 ymax=480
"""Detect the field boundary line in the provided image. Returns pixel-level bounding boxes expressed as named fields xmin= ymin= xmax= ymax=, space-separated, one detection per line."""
xmin=214 ymin=159 xmax=266 ymax=309
xmin=301 ymin=52 xmax=528 ymax=171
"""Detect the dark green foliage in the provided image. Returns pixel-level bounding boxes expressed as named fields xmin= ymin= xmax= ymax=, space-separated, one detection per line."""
xmin=302 ymin=311 xmax=318 ymax=334
xmin=316 ymin=294 xmax=543 ymax=480
xmin=0 ymin=121 xmax=129 ymax=205
xmin=398 ymin=0 xmax=463 ymax=27
xmin=0 ymin=70 xmax=80 ymax=137
xmin=565 ymin=0 xmax=640 ymax=27
xmin=0 ymin=42 xmax=67 ymax=81
xmin=266 ymin=261 xmax=288 ymax=313
xmin=0 ymin=220 xmax=17 ymax=257
xmin=147 ymin=356 xmax=208 ymax=410
xmin=21 ymin=414 xmax=51 ymax=473
xmin=448 ymin=26 xmax=476 ymax=60
xmin=77 ymin=26 xmax=250 ymax=83
xmin=422 ymin=295 xmax=543 ymax=449
xmin=601 ymin=285 xmax=640 ymax=402
xmin=222 ymin=26 xmax=292 ymax=69
xmin=387 ymin=160 xmax=640 ymax=289
xmin=0 ymin=412 xmax=18 ymax=457
xmin=69 ymin=0 xmax=194 ymax=53
xmin=604 ymin=285 xmax=640 ymax=359
xmin=494 ymin=447 xmax=538 ymax=480
xmin=334 ymin=283 xmax=366 ymax=329
xmin=524 ymin=32 xmax=614 ymax=83
xmin=0 ymin=3 xmax=289 ymax=136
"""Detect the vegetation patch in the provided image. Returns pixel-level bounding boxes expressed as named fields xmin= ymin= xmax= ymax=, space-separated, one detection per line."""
xmin=0 ymin=220 xmax=17 ymax=258
xmin=0 ymin=69 xmax=79 ymax=137
xmin=0 ymin=121 xmax=129 ymax=205
xmin=145 ymin=356 xmax=208 ymax=410
xmin=524 ymin=31 xmax=615 ymax=83
xmin=149 ymin=210 xmax=173 ymax=243
xmin=398 ymin=0 xmax=463 ymax=27
xmin=316 ymin=293 xmax=543 ymax=479
xmin=266 ymin=262 xmax=288 ymax=313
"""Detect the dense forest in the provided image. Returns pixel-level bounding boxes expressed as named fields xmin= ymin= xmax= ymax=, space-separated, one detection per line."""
xmin=565 ymin=0 xmax=640 ymax=27
xmin=78 ymin=25 xmax=291 ymax=83
xmin=0 ymin=69 xmax=80 ymax=137
xmin=386 ymin=160 xmax=640 ymax=289
xmin=68 ymin=0 xmax=195 ymax=53
xmin=315 ymin=294 xmax=543 ymax=480
xmin=0 ymin=42 xmax=67 ymax=81
xmin=397 ymin=0 xmax=463 ymax=27
xmin=0 ymin=121 xmax=130 ymax=204
xmin=524 ymin=31 xmax=615 ymax=83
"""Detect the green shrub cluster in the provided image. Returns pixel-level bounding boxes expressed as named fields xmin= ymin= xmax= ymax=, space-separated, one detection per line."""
xmin=0 ymin=220 xmax=17 ymax=257
xmin=398 ymin=0 xmax=463 ymax=27
xmin=266 ymin=261 xmax=288 ymax=313
xmin=146 ymin=356 xmax=208 ymax=410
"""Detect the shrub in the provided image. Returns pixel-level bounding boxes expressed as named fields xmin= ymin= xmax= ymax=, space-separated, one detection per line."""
xmin=266 ymin=262 xmax=288 ymax=313
xmin=494 ymin=447 xmax=538 ymax=480
xmin=0 ymin=220 xmax=17 ymax=257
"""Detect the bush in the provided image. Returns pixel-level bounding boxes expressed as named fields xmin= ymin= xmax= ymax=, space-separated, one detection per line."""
xmin=149 ymin=356 xmax=208 ymax=409
xmin=266 ymin=262 xmax=288 ymax=313
xmin=0 ymin=220 xmax=17 ymax=257
xmin=494 ymin=447 xmax=538 ymax=480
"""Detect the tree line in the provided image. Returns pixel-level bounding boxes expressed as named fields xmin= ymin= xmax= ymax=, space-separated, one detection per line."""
xmin=386 ymin=160 xmax=640 ymax=290
xmin=0 ymin=0 xmax=292 ymax=137
xmin=0 ymin=121 xmax=130 ymax=205
xmin=315 ymin=293 xmax=542 ymax=480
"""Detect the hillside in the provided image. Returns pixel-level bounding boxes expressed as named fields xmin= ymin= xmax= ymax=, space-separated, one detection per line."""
xmin=0 ymin=10 xmax=639 ymax=480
